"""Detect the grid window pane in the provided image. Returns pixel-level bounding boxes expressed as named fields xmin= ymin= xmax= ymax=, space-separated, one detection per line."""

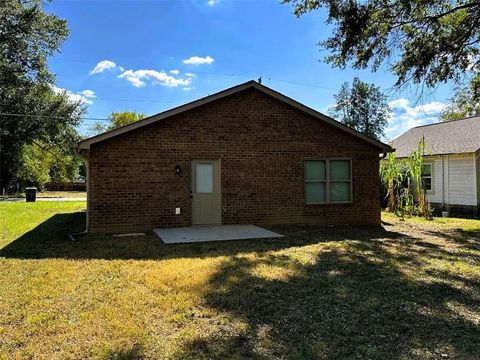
xmin=422 ymin=164 xmax=432 ymax=176
xmin=305 ymin=183 xmax=325 ymax=203
xmin=423 ymin=177 xmax=432 ymax=191
xmin=305 ymin=161 xmax=326 ymax=181
xmin=331 ymin=182 xmax=351 ymax=202
xmin=331 ymin=160 xmax=351 ymax=181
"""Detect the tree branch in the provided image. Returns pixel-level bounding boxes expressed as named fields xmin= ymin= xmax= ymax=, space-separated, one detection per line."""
xmin=425 ymin=1 xmax=480 ymax=20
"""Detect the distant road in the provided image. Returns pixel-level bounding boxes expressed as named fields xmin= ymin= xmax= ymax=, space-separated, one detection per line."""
xmin=0 ymin=197 xmax=86 ymax=202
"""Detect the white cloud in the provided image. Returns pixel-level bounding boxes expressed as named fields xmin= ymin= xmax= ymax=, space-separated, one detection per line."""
xmin=118 ymin=69 xmax=192 ymax=88
xmin=207 ymin=0 xmax=219 ymax=5
xmin=80 ymin=89 xmax=96 ymax=98
xmin=52 ymin=86 xmax=95 ymax=105
xmin=183 ymin=55 xmax=214 ymax=65
xmin=90 ymin=60 xmax=117 ymax=75
xmin=385 ymin=98 xmax=447 ymax=140
xmin=185 ymin=72 xmax=196 ymax=77
xmin=183 ymin=87 xmax=194 ymax=91
xmin=387 ymin=98 xmax=409 ymax=109
xmin=170 ymin=69 xmax=180 ymax=75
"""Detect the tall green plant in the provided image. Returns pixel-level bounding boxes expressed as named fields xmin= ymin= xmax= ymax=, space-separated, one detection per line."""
xmin=407 ymin=137 xmax=432 ymax=219
xmin=380 ymin=152 xmax=404 ymax=212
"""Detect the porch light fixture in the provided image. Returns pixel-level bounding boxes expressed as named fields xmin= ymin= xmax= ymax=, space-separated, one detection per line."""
xmin=175 ymin=165 xmax=182 ymax=175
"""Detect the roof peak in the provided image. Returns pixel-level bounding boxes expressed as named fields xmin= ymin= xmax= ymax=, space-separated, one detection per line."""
xmin=78 ymin=80 xmax=391 ymax=152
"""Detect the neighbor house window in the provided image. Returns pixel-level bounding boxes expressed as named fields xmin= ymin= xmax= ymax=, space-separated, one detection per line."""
xmin=422 ymin=163 xmax=432 ymax=191
xmin=304 ymin=159 xmax=352 ymax=204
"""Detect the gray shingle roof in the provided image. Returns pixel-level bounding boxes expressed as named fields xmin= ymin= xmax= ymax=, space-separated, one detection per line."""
xmin=391 ymin=116 xmax=480 ymax=158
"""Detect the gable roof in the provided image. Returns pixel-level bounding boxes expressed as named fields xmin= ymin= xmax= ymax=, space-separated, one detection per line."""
xmin=78 ymin=80 xmax=392 ymax=152
xmin=391 ymin=116 xmax=480 ymax=158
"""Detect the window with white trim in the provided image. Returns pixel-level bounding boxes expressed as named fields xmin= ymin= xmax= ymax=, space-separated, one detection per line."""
xmin=304 ymin=159 xmax=352 ymax=204
xmin=422 ymin=163 xmax=432 ymax=191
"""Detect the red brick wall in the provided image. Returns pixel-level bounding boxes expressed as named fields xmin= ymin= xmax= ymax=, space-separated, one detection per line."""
xmin=87 ymin=88 xmax=382 ymax=234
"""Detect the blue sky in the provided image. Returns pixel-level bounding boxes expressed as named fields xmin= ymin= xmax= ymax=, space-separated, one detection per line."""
xmin=46 ymin=0 xmax=453 ymax=141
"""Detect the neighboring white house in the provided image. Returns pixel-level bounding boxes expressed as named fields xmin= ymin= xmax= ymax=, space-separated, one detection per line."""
xmin=391 ymin=117 xmax=480 ymax=215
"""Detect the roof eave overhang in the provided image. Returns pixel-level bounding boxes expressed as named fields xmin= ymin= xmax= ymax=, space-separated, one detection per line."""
xmin=78 ymin=81 xmax=392 ymax=153
xmin=395 ymin=151 xmax=478 ymax=158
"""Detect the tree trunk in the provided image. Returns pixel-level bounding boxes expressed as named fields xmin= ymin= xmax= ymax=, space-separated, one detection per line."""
xmin=0 ymin=136 xmax=13 ymax=194
xmin=0 ymin=136 xmax=4 ymax=194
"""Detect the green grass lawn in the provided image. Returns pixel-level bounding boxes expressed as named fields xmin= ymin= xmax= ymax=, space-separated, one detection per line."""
xmin=1 ymin=203 xmax=479 ymax=359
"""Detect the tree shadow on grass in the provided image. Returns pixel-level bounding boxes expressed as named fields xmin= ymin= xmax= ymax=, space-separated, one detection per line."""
xmin=172 ymin=240 xmax=480 ymax=359
xmin=421 ymin=228 xmax=480 ymax=252
xmin=100 ymin=343 xmax=144 ymax=360
xmin=2 ymin=212 xmax=479 ymax=358
xmin=0 ymin=212 xmax=411 ymax=261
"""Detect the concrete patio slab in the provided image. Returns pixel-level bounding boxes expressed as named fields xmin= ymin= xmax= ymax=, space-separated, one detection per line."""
xmin=154 ymin=224 xmax=284 ymax=244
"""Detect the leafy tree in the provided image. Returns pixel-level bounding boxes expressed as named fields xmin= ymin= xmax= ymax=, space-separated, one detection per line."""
xmin=330 ymin=77 xmax=390 ymax=140
xmin=14 ymin=141 xmax=83 ymax=190
xmin=90 ymin=111 xmax=146 ymax=135
xmin=15 ymin=144 xmax=51 ymax=191
xmin=283 ymin=0 xmax=480 ymax=96
xmin=0 ymin=0 xmax=84 ymax=192
xmin=48 ymin=146 xmax=82 ymax=184
xmin=440 ymin=85 xmax=480 ymax=121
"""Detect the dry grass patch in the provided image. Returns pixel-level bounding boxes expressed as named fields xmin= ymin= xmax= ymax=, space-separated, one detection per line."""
xmin=36 ymin=191 xmax=86 ymax=198
xmin=0 ymin=203 xmax=479 ymax=359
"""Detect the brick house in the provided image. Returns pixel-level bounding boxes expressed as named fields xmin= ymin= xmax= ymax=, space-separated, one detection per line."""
xmin=78 ymin=81 xmax=392 ymax=234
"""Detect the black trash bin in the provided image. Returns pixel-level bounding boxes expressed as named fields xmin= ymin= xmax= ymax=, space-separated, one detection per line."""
xmin=25 ymin=187 xmax=37 ymax=202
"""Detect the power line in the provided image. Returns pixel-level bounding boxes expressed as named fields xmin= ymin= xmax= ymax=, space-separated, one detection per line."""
xmin=0 ymin=64 xmax=338 ymax=124
xmin=50 ymin=57 xmax=340 ymax=91
xmin=92 ymin=96 xmax=181 ymax=103
xmin=267 ymin=77 xmax=338 ymax=91
xmin=0 ymin=112 xmax=110 ymax=122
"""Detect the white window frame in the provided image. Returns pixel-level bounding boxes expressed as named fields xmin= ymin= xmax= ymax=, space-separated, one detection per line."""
xmin=422 ymin=162 xmax=434 ymax=193
xmin=304 ymin=159 xmax=353 ymax=204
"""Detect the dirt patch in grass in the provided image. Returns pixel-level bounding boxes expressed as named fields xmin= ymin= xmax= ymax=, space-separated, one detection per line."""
xmin=0 ymin=204 xmax=479 ymax=359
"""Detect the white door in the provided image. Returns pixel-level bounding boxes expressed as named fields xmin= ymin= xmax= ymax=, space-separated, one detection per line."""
xmin=191 ymin=159 xmax=221 ymax=225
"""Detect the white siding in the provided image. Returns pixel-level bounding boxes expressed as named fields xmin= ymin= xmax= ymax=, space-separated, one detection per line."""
xmin=448 ymin=155 xmax=477 ymax=206
xmin=476 ymin=153 xmax=480 ymax=206
xmin=396 ymin=153 xmax=478 ymax=207
xmin=421 ymin=154 xmax=477 ymax=207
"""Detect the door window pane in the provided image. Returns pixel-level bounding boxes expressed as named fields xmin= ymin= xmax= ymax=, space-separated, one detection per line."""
xmin=305 ymin=183 xmax=325 ymax=203
xmin=331 ymin=160 xmax=351 ymax=181
xmin=196 ymin=163 xmax=213 ymax=193
xmin=305 ymin=160 xmax=326 ymax=181
xmin=331 ymin=182 xmax=350 ymax=202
